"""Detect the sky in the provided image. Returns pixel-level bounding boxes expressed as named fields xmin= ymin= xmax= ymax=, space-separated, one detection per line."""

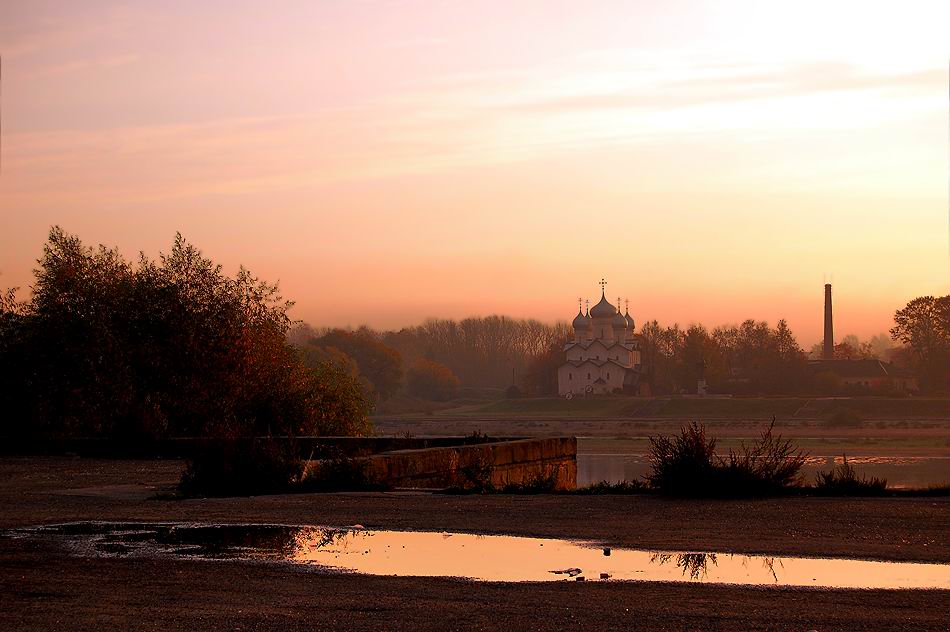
xmin=0 ymin=0 xmax=947 ymax=345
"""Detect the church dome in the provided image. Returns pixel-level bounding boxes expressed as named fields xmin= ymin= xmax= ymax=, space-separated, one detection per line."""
xmin=612 ymin=310 xmax=627 ymax=330
xmin=589 ymin=293 xmax=616 ymax=318
xmin=625 ymin=309 xmax=635 ymax=331
xmin=572 ymin=309 xmax=590 ymax=330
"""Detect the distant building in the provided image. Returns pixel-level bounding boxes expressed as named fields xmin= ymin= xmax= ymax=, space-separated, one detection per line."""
xmin=558 ymin=282 xmax=643 ymax=397
xmin=807 ymin=358 xmax=918 ymax=392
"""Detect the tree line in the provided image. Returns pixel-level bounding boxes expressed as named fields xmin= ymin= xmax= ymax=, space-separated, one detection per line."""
xmin=2 ymin=230 xmax=945 ymax=443
xmin=293 ymin=297 xmax=948 ymax=398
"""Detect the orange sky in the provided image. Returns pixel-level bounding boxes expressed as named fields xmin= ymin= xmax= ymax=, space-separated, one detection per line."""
xmin=0 ymin=1 xmax=947 ymax=345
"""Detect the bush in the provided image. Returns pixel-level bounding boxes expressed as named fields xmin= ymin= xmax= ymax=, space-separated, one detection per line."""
xmin=301 ymin=454 xmax=389 ymax=492
xmin=573 ymin=480 xmax=649 ymax=495
xmin=179 ymin=439 xmax=304 ymax=497
xmin=501 ymin=464 xmax=562 ymax=494
xmin=813 ymin=371 xmax=843 ymax=395
xmin=406 ymin=359 xmax=460 ymax=401
xmin=826 ymin=408 xmax=864 ymax=428
xmin=446 ymin=452 xmax=495 ymax=494
xmin=504 ymin=384 xmax=523 ymax=399
xmin=814 ymin=456 xmax=887 ymax=496
xmin=647 ymin=422 xmax=718 ymax=495
xmin=648 ymin=421 xmax=806 ymax=497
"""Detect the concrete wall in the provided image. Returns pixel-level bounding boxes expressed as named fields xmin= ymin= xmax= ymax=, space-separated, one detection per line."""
xmin=312 ymin=437 xmax=577 ymax=491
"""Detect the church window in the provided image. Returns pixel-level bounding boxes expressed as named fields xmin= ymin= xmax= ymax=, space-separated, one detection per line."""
xmin=569 ymin=373 xmax=572 ymax=381
xmin=587 ymin=372 xmax=591 ymax=380
xmin=607 ymin=372 xmax=610 ymax=379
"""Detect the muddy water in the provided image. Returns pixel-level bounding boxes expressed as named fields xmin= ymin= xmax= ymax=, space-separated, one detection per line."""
xmin=9 ymin=522 xmax=950 ymax=590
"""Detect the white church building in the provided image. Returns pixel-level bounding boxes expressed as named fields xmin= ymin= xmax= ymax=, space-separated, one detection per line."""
xmin=558 ymin=282 xmax=643 ymax=397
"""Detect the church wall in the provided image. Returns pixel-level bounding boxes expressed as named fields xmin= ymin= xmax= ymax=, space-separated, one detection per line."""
xmin=557 ymin=362 xmax=631 ymax=396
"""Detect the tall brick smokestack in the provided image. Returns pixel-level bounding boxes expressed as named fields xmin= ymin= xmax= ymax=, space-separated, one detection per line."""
xmin=823 ymin=283 xmax=834 ymax=360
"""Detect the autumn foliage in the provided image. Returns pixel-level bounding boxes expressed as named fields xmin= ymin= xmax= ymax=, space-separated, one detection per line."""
xmin=0 ymin=228 xmax=371 ymax=440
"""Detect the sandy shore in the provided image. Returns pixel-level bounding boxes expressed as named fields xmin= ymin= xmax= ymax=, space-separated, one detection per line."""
xmin=1 ymin=457 xmax=949 ymax=631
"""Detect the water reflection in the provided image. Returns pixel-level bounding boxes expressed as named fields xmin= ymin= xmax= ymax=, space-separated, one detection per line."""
xmin=11 ymin=522 xmax=950 ymax=590
xmin=650 ymin=552 xmax=718 ymax=580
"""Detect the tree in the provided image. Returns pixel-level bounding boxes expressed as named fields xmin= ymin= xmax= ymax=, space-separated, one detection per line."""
xmin=382 ymin=316 xmax=571 ymax=389
xmin=0 ymin=227 xmax=371 ymax=439
xmin=891 ymin=296 xmax=950 ymax=392
xmin=308 ymin=328 xmax=403 ymax=401
xmin=406 ymin=359 xmax=460 ymax=401
xmin=521 ymin=339 xmax=568 ymax=396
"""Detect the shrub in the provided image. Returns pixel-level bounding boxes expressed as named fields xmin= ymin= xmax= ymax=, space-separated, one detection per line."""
xmin=573 ymin=480 xmax=649 ymax=495
xmin=648 ymin=421 xmax=806 ymax=497
xmin=721 ymin=422 xmax=807 ymax=494
xmin=179 ymin=439 xmax=304 ymax=497
xmin=301 ymin=454 xmax=389 ymax=492
xmin=446 ymin=452 xmax=495 ymax=494
xmin=406 ymin=359 xmax=461 ymax=401
xmin=826 ymin=408 xmax=864 ymax=428
xmin=502 ymin=464 xmax=562 ymax=494
xmin=813 ymin=371 xmax=843 ymax=395
xmin=814 ymin=456 xmax=887 ymax=496
xmin=647 ymin=422 xmax=718 ymax=496
xmin=504 ymin=384 xmax=523 ymax=399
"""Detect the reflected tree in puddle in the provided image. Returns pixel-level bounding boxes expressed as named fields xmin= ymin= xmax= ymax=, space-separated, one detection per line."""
xmin=650 ymin=552 xmax=718 ymax=580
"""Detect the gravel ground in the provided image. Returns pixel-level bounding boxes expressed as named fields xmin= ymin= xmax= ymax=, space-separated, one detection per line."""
xmin=1 ymin=457 xmax=949 ymax=631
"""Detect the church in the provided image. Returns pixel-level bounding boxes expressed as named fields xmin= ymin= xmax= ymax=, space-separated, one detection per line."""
xmin=558 ymin=281 xmax=643 ymax=397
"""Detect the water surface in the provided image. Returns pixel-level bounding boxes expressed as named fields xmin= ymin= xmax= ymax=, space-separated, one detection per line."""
xmin=10 ymin=522 xmax=950 ymax=590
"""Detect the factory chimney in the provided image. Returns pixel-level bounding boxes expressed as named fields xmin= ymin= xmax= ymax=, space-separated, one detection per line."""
xmin=823 ymin=283 xmax=834 ymax=360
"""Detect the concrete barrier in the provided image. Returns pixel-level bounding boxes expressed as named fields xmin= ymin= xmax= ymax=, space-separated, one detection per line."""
xmin=343 ymin=437 xmax=576 ymax=491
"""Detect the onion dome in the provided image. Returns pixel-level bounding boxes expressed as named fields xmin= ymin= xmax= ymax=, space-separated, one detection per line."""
xmin=612 ymin=310 xmax=627 ymax=330
xmin=589 ymin=293 xmax=616 ymax=318
xmin=572 ymin=308 xmax=590 ymax=330
xmin=625 ymin=308 xmax=635 ymax=331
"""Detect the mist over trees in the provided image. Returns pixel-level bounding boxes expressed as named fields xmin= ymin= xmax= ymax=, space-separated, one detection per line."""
xmin=808 ymin=333 xmax=894 ymax=360
xmin=0 ymin=228 xmax=371 ymax=439
xmin=290 ymin=316 xmax=572 ymax=394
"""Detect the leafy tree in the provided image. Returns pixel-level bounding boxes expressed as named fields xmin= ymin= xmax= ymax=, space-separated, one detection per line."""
xmin=521 ymin=339 xmax=569 ymax=396
xmin=308 ymin=328 xmax=403 ymax=401
xmin=890 ymin=295 xmax=950 ymax=392
xmin=383 ymin=316 xmax=571 ymax=389
xmin=406 ymin=358 xmax=460 ymax=401
xmin=0 ymin=227 xmax=370 ymax=439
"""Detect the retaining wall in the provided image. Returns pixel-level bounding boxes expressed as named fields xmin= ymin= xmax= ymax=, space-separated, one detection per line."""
xmin=317 ymin=437 xmax=577 ymax=491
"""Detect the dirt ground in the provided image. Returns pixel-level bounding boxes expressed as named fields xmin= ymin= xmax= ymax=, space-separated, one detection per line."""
xmin=1 ymin=457 xmax=949 ymax=631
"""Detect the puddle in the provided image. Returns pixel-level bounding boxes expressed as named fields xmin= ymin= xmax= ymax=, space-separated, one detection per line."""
xmin=8 ymin=522 xmax=950 ymax=589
